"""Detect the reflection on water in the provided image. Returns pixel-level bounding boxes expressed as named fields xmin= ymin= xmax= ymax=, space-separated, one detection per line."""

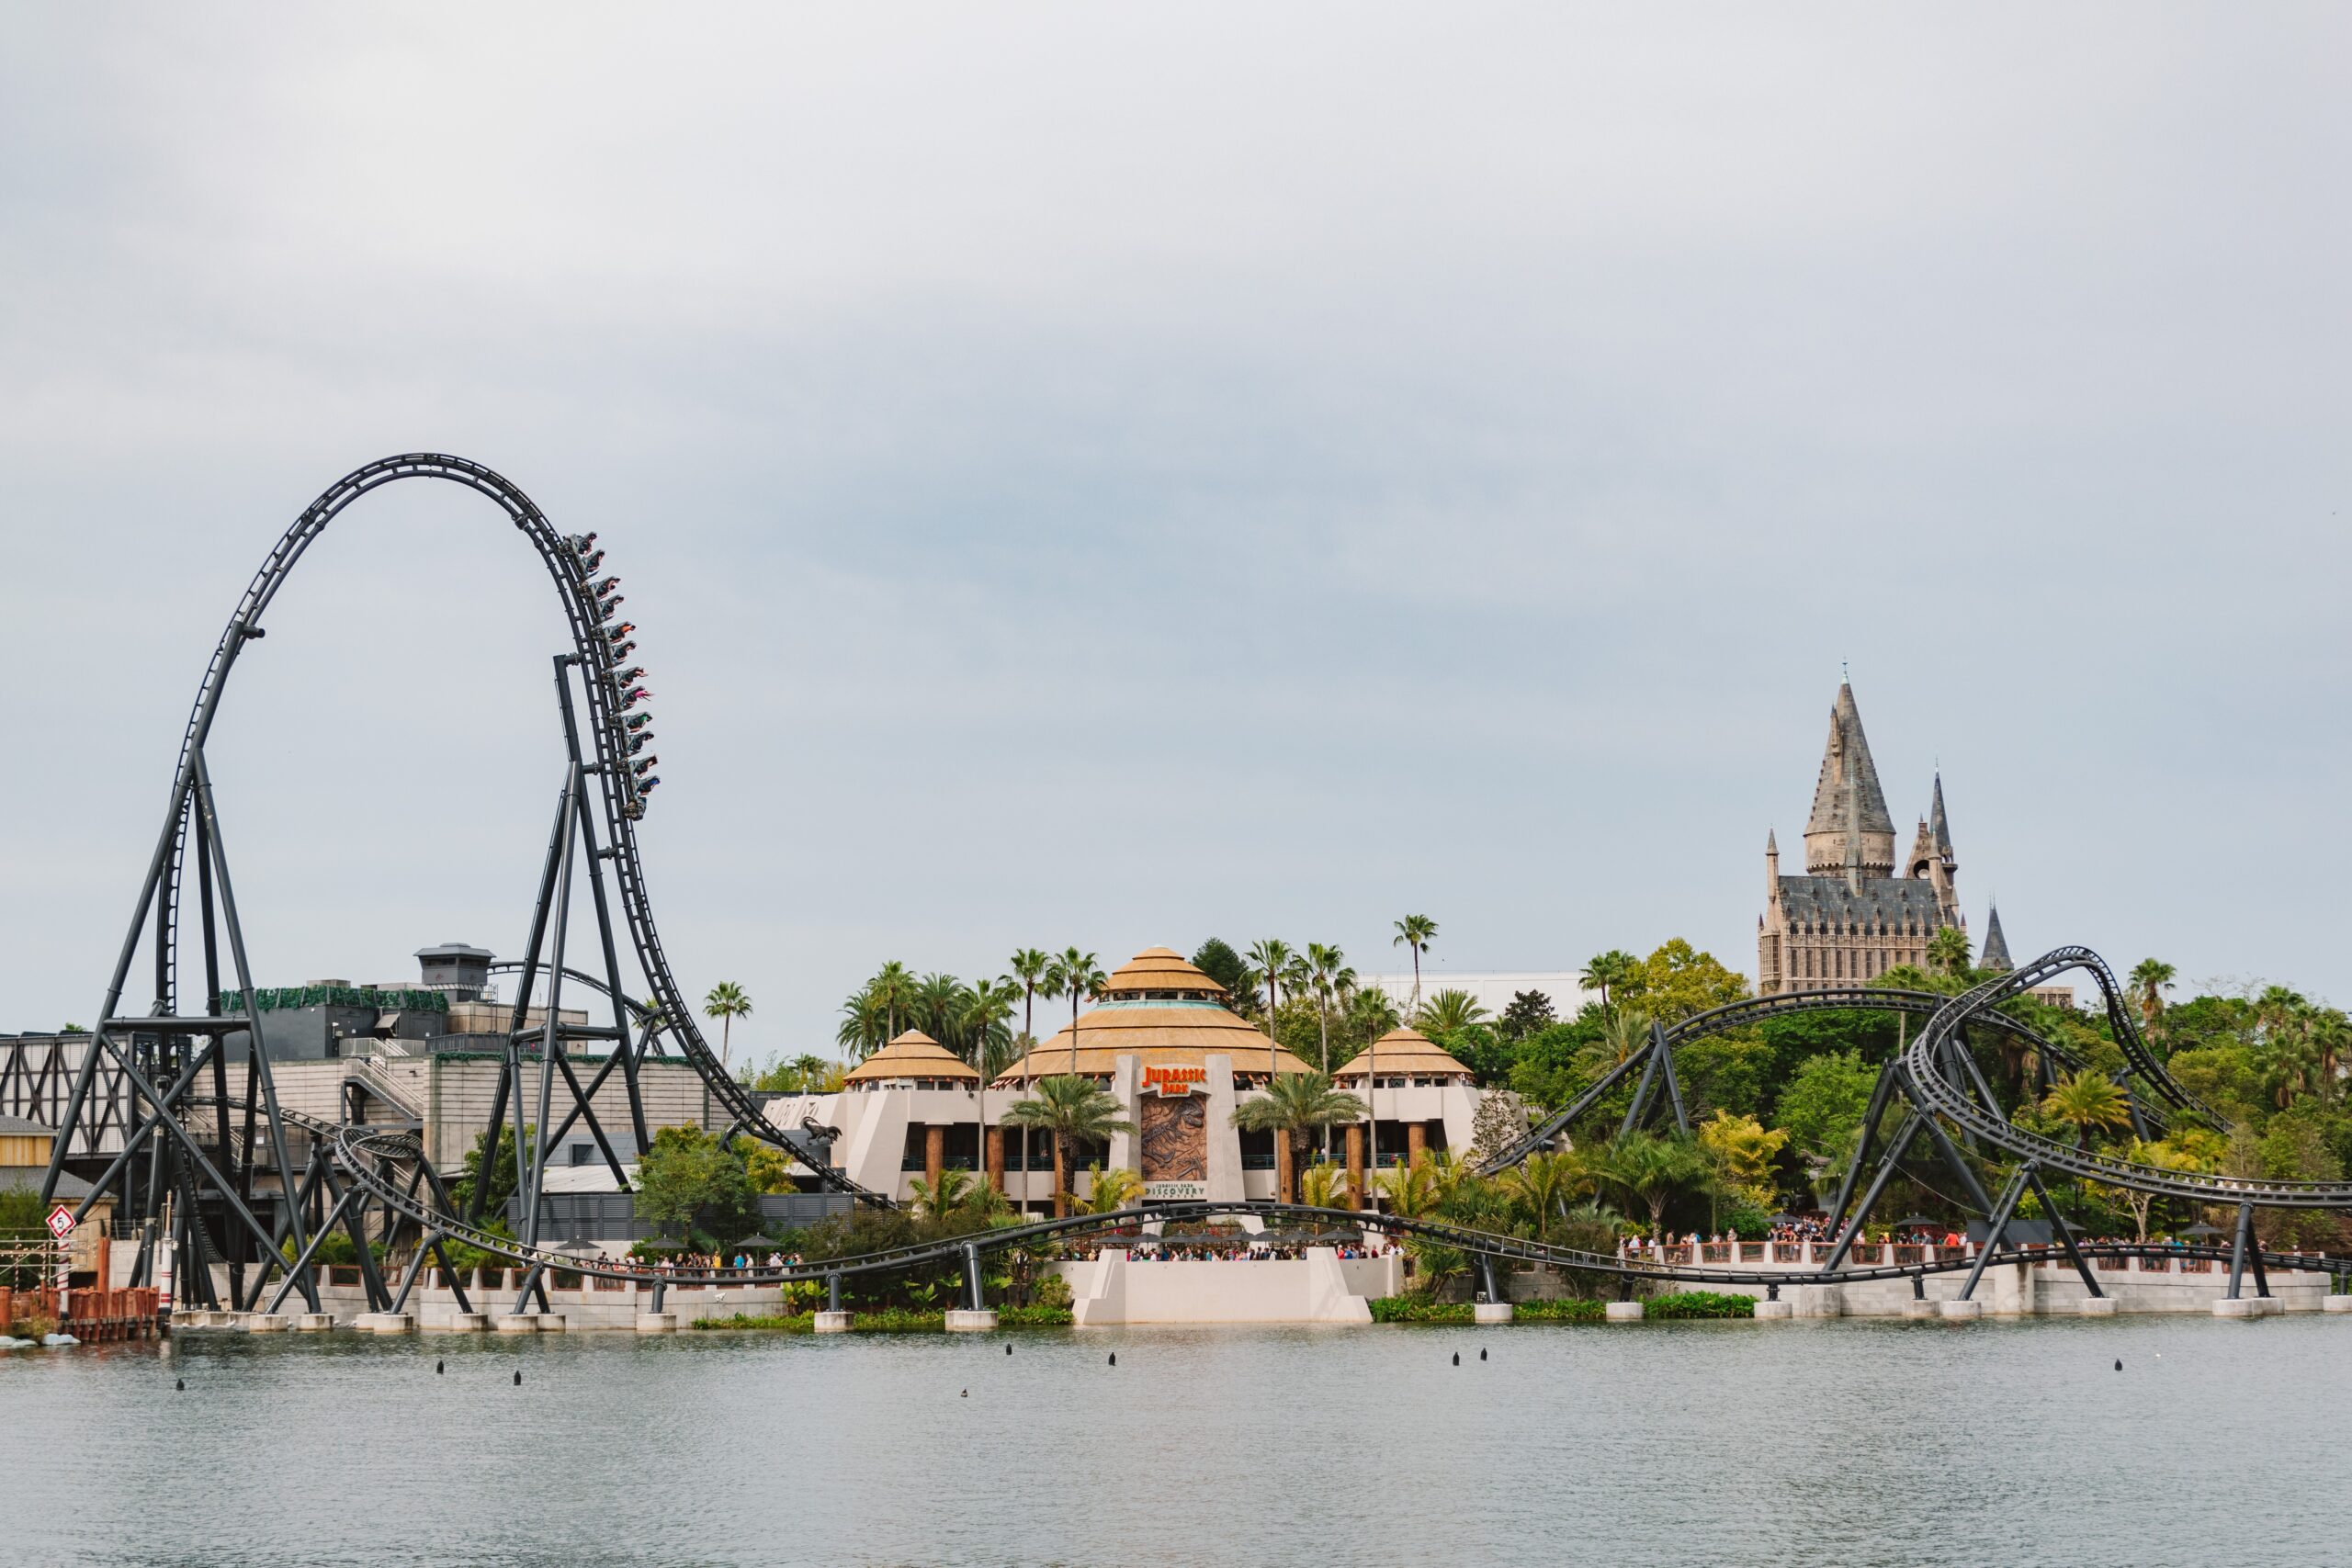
xmin=4 ymin=1317 xmax=2348 ymax=1567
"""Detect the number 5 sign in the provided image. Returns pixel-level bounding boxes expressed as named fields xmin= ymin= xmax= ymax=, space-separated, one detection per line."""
xmin=46 ymin=1204 xmax=75 ymax=1242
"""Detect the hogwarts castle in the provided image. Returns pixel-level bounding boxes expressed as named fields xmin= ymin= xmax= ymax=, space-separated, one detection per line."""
xmin=1758 ymin=682 xmax=2015 ymax=995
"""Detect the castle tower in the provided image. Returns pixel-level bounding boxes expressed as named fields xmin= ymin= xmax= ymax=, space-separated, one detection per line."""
xmin=1803 ymin=682 xmax=1896 ymax=878
xmin=1905 ymin=773 xmax=1961 ymax=922
xmin=1979 ymin=901 xmax=2013 ymax=972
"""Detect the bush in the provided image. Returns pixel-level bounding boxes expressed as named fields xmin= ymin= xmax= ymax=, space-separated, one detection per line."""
xmin=993 ymin=1303 xmax=1074 ymax=1327
xmin=692 ymin=1311 xmax=814 ymax=1332
xmin=1369 ymin=1293 xmax=1472 ymax=1324
xmin=1514 ymin=1297 xmax=1606 ymax=1322
xmin=1645 ymin=1291 xmax=1755 ymax=1319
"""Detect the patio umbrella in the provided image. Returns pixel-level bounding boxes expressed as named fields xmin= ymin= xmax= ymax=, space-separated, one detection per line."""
xmin=2180 ymin=1222 xmax=2226 ymax=1238
xmin=1894 ymin=1215 xmax=1939 ymax=1230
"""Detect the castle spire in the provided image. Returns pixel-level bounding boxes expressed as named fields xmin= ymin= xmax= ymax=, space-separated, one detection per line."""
xmin=1979 ymin=899 xmax=2012 ymax=972
xmin=1929 ymin=772 xmax=1953 ymax=860
xmin=1803 ymin=680 xmax=1895 ymax=877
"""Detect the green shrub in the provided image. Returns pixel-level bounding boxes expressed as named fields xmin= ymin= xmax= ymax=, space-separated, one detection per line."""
xmin=1369 ymin=1293 xmax=1472 ymax=1324
xmin=1515 ymin=1297 xmax=1606 ymax=1322
xmin=1645 ymin=1291 xmax=1755 ymax=1319
xmin=692 ymin=1311 xmax=814 ymax=1332
xmin=994 ymin=1303 xmax=1074 ymax=1327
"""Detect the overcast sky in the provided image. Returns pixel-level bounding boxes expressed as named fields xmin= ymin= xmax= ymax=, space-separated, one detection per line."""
xmin=3 ymin=6 xmax=2346 ymax=1061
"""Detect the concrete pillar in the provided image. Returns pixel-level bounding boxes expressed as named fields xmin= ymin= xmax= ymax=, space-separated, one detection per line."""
xmin=1903 ymin=1299 xmax=1939 ymax=1319
xmin=944 ymin=1309 xmax=999 ymax=1331
xmin=2212 ymin=1297 xmax=2259 ymax=1318
xmin=1344 ymin=1123 xmax=1365 ymax=1210
xmin=925 ymin=1123 xmax=945 ymax=1192
xmin=295 ymin=1313 xmax=336 ymax=1331
xmin=448 ymin=1312 xmax=491 ymax=1332
xmin=2079 ymin=1297 xmax=2119 ymax=1315
xmin=1754 ymin=1300 xmax=1793 ymax=1319
xmin=1939 ymin=1300 xmax=1982 ymax=1320
xmin=634 ymin=1313 xmax=678 ymax=1333
xmin=1474 ymin=1302 xmax=1514 ymax=1325
xmin=1408 ymin=1122 xmax=1427 ymax=1168
xmin=360 ymin=1313 xmax=415 ymax=1334
xmin=493 ymin=1314 xmax=540 ymax=1333
xmin=245 ymin=1314 xmax=291 ymax=1332
xmin=986 ymin=1127 xmax=1005 ymax=1194
xmin=1204 ymin=1055 xmax=1243 ymax=1203
xmin=1275 ymin=1132 xmax=1295 ymax=1204
xmin=2323 ymin=1295 xmax=2352 ymax=1314
xmin=1605 ymin=1301 xmax=1645 ymax=1322
xmin=812 ymin=1311 xmax=852 ymax=1333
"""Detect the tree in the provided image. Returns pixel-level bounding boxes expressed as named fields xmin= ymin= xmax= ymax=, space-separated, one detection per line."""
xmin=1230 ymin=1071 xmax=1366 ymax=1202
xmin=449 ymin=1122 xmax=529 ymax=1219
xmin=1589 ymin=1132 xmax=1715 ymax=1237
xmin=1498 ymin=989 xmax=1556 ymax=1042
xmin=1304 ymin=942 xmax=1354 ymax=1075
xmin=702 ymin=981 xmax=752 ymax=1069
xmin=742 ymin=1141 xmax=803 ymax=1195
xmin=2041 ymin=1068 xmax=2131 ymax=1150
xmin=1774 ymin=1049 xmax=1878 ymax=1175
xmin=791 ymin=1054 xmax=831 ymax=1090
xmin=1500 ymin=1150 xmax=1591 ymax=1243
xmin=1696 ymin=1110 xmax=1788 ymax=1215
xmin=868 ymin=961 xmax=920 ymax=1041
xmin=1005 ymin=948 xmax=1054 ymax=1044
xmin=1046 ymin=949 xmax=1107 ymax=1076
xmin=905 ymin=1168 xmax=980 ymax=1221
xmin=1081 ymin=1164 xmax=1144 ymax=1214
xmin=1246 ymin=939 xmax=1300 ymax=1081
xmin=1579 ymin=951 xmax=1640 ymax=1017
xmin=1466 ymin=1087 xmax=1532 ymax=1168
xmin=1391 ymin=917 xmax=1438 ymax=1014
xmin=1190 ymin=938 xmax=1250 ymax=999
xmin=834 ymin=986 xmax=888 ymax=1058
xmin=1628 ymin=940 xmax=1748 ymax=1023
xmin=961 ymin=978 xmax=1022 ymax=1192
xmin=633 ymin=1125 xmax=759 ymax=1246
xmin=1000 ymin=1075 xmax=1135 ymax=1217
xmin=913 ymin=972 xmax=970 ymax=1050
xmin=1416 ymin=989 xmax=1489 ymax=1034
xmin=1927 ymin=927 xmax=1973 ymax=978
xmin=2128 ymin=959 xmax=2177 ymax=1036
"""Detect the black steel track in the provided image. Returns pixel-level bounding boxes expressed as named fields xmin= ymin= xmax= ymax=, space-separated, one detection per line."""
xmin=155 ymin=455 xmax=883 ymax=1205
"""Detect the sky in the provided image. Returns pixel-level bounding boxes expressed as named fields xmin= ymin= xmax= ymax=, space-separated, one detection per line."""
xmin=3 ymin=6 xmax=2346 ymax=1064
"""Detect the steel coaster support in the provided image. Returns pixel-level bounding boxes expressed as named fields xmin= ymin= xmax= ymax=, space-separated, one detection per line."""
xmin=266 ymin=1181 xmax=363 ymax=1314
xmin=1912 ymin=1100 xmax=1996 ymax=1217
xmin=1652 ymin=1019 xmax=1690 ymax=1135
xmin=2020 ymin=1167 xmax=2102 ymax=1298
xmin=554 ymin=657 xmax=652 ymax=1156
xmin=828 ymin=1273 xmax=842 ymax=1313
xmin=191 ymin=751 xmax=320 ymax=1310
xmin=1616 ymin=1037 xmax=1666 ymax=1140
xmin=1823 ymin=1055 xmax=1906 ymax=1238
xmin=1957 ymin=1163 xmax=2036 ymax=1302
xmin=964 ymin=1243 xmax=985 ymax=1312
xmin=1823 ymin=1111 xmax=1923 ymax=1273
xmin=2226 ymin=1201 xmax=2255 ymax=1300
xmin=1477 ymin=1253 xmax=1501 ymax=1304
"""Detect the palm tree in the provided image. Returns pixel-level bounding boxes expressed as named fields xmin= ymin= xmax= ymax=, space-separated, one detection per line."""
xmin=1005 ymin=948 xmax=1053 ymax=1044
xmin=1590 ymin=1132 xmax=1714 ymax=1239
xmin=2128 ymin=958 xmax=2177 ymax=1036
xmin=1000 ymin=1075 xmax=1136 ymax=1217
xmin=834 ymin=987 xmax=888 ymax=1058
xmin=1927 ymin=926 xmax=1972 ymax=978
xmin=913 ymin=972 xmax=969 ymax=1051
xmin=1246 ymin=939 xmax=1298 ymax=1083
xmin=905 ymin=1168 xmax=978 ymax=1221
xmin=960 ymin=978 xmax=1021 ymax=1192
xmin=1501 ymin=1150 xmax=1591 ymax=1244
xmin=1578 ymin=950 xmax=1640 ymax=1018
xmin=868 ymin=961 xmax=919 ymax=1041
xmin=1046 ymin=949 xmax=1106 ymax=1077
xmin=1303 ymin=942 xmax=1353 ymax=1076
xmin=1416 ymin=988 xmax=1489 ymax=1034
xmin=1081 ymin=1163 xmax=1144 ymax=1214
xmin=1384 ymin=917 xmax=1437 ymax=1174
xmin=702 ymin=981 xmax=752 ymax=1069
xmin=2309 ymin=1009 xmax=2350 ymax=1108
xmin=2041 ymin=1068 xmax=2131 ymax=1150
xmin=1229 ymin=1070 xmax=1365 ymax=1202
xmin=788 ymin=1053 xmax=829 ymax=1092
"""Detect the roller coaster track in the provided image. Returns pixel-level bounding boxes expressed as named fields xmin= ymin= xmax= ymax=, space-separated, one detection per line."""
xmin=141 ymin=455 xmax=883 ymax=1204
xmin=1906 ymin=949 xmax=2352 ymax=1207
xmin=1478 ymin=987 xmax=2088 ymax=1176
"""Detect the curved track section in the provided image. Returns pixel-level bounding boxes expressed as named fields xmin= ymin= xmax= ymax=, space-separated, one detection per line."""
xmin=175 ymin=455 xmax=875 ymax=1199
xmin=1908 ymin=949 xmax=2352 ymax=1208
xmin=1479 ymin=987 xmax=2079 ymax=1176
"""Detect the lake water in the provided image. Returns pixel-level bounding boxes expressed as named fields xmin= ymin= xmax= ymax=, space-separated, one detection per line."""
xmin=6 ymin=1316 xmax=2348 ymax=1567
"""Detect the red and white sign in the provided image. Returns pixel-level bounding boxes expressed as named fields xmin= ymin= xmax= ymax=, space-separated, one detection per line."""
xmin=1143 ymin=1065 xmax=1206 ymax=1097
xmin=46 ymin=1204 xmax=75 ymax=1241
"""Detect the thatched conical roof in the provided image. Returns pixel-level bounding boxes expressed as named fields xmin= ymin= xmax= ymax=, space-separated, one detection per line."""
xmin=1335 ymin=1025 xmax=1473 ymax=1082
xmin=843 ymin=1028 xmax=978 ymax=1085
xmin=995 ymin=946 xmax=1309 ymax=1086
